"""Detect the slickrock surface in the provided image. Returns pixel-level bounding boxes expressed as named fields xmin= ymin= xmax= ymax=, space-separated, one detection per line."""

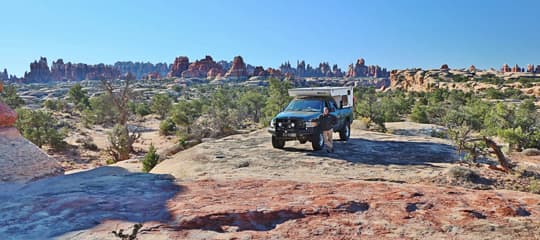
xmin=0 ymin=167 xmax=179 ymax=239
xmin=0 ymin=127 xmax=64 ymax=182
xmin=152 ymin=127 xmax=457 ymax=183
xmin=50 ymin=179 xmax=540 ymax=239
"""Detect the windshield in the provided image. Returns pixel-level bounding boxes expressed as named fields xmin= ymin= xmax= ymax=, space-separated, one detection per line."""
xmin=284 ymin=99 xmax=322 ymax=112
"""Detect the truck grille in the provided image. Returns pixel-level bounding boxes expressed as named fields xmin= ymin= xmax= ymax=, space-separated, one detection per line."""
xmin=275 ymin=118 xmax=304 ymax=130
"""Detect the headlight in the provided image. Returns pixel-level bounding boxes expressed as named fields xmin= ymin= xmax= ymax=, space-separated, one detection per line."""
xmin=305 ymin=121 xmax=318 ymax=128
xmin=270 ymin=119 xmax=275 ymax=127
xmin=278 ymin=122 xmax=283 ymax=127
xmin=291 ymin=122 xmax=295 ymax=128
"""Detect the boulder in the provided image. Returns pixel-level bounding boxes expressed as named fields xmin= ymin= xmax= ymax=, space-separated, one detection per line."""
xmin=0 ymin=103 xmax=17 ymax=127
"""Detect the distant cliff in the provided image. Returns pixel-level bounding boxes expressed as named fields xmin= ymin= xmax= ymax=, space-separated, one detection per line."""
xmin=114 ymin=61 xmax=170 ymax=79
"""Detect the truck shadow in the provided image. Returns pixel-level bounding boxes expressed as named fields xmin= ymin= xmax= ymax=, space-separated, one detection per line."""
xmin=303 ymin=137 xmax=457 ymax=166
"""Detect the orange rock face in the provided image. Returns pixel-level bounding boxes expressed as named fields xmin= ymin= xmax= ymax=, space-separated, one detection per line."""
xmin=181 ymin=55 xmax=224 ymax=79
xmin=501 ymin=64 xmax=511 ymax=73
xmin=0 ymin=102 xmax=17 ymax=127
xmin=225 ymin=56 xmax=248 ymax=80
xmin=168 ymin=56 xmax=190 ymax=78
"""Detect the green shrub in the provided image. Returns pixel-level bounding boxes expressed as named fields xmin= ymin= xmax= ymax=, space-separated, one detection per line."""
xmin=67 ymin=83 xmax=90 ymax=111
xmin=15 ymin=108 xmax=67 ymax=150
xmin=142 ymin=144 xmax=160 ymax=172
xmin=410 ymin=102 xmax=429 ymax=123
xmin=159 ymin=118 xmax=177 ymax=136
xmin=135 ymin=102 xmax=151 ymax=117
xmin=151 ymin=93 xmax=172 ymax=119
xmin=0 ymin=84 xmax=24 ymax=108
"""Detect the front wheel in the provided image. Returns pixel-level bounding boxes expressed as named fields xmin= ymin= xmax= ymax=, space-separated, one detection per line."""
xmin=272 ymin=136 xmax=285 ymax=149
xmin=339 ymin=121 xmax=350 ymax=141
xmin=311 ymin=131 xmax=324 ymax=150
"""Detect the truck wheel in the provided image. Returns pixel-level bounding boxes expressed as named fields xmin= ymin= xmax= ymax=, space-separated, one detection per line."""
xmin=311 ymin=132 xmax=324 ymax=150
xmin=340 ymin=121 xmax=350 ymax=141
xmin=272 ymin=136 xmax=285 ymax=149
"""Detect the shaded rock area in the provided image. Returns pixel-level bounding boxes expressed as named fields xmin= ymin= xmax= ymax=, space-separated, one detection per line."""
xmin=0 ymin=167 xmax=180 ymax=239
xmin=54 ymin=179 xmax=540 ymax=239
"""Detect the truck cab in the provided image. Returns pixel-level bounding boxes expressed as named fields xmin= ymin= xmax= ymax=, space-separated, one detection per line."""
xmin=268 ymin=87 xmax=354 ymax=150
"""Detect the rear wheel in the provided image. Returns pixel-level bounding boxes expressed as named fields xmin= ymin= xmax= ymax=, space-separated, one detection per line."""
xmin=272 ymin=136 xmax=285 ymax=149
xmin=339 ymin=121 xmax=350 ymax=141
xmin=311 ymin=131 xmax=324 ymax=150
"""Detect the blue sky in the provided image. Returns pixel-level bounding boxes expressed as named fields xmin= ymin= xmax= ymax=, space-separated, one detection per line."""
xmin=1 ymin=0 xmax=540 ymax=76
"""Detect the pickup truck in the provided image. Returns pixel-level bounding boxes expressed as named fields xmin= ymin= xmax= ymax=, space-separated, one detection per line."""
xmin=268 ymin=87 xmax=354 ymax=150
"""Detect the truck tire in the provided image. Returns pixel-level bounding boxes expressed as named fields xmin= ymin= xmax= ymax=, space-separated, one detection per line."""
xmin=272 ymin=136 xmax=285 ymax=149
xmin=311 ymin=131 xmax=324 ymax=150
xmin=339 ymin=121 xmax=350 ymax=141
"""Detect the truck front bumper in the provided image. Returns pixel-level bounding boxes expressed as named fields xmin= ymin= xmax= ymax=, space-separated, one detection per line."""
xmin=268 ymin=127 xmax=316 ymax=141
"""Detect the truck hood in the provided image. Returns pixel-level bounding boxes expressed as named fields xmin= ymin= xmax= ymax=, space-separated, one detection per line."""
xmin=274 ymin=111 xmax=321 ymax=121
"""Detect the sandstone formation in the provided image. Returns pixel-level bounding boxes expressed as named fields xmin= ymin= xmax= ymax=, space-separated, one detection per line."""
xmin=24 ymin=57 xmax=120 ymax=82
xmin=0 ymin=84 xmax=63 ymax=182
xmin=114 ymin=61 xmax=169 ymax=79
xmin=224 ymin=56 xmax=248 ymax=80
xmin=389 ymin=69 xmax=436 ymax=91
xmin=181 ymin=56 xmax=224 ymax=79
xmin=440 ymin=64 xmax=449 ymax=71
xmin=501 ymin=64 xmax=511 ymax=73
xmin=0 ymin=69 xmax=8 ymax=80
xmin=167 ymin=56 xmax=190 ymax=78
xmin=278 ymin=60 xmax=345 ymax=78
xmin=24 ymin=57 xmax=53 ymax=82
xmin=345 ymin=58 xmax=388 ymax=78
xmin=141 ymin=72 xmax=161 ymax=80
xmin=512 ymin=64 xmax=522 ymax=73
xmin=51 ymin=59 xmax=120 ymax=81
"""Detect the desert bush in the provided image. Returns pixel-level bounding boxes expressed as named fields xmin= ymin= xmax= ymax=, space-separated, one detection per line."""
xmin=239 ymin=89 xmax=267 ymax=123
xmin=159 ymin=118 xmax=177 ymax=136
xmin=135 ymin=102 xmax=151 ymax=117
xmin=142 ymin=144 xmax=159 ymax=172
xmin=262 ymin=78 xmax=292 ymax=125
xmin=447 ymin=166 xmax=480 ymax=182
xmin=171 ymin=99 xmax=202 ymax=135
xmin=77 ymin=136 xmax=98 ymax=151
xmin=410 ymin=102 xmax=429 ymax=123
xmin=15 ymin=108 xmax=67 ymax=150
xmin=0 ymin=84 xmax=24 ymax=108
xmin=68 ymin=83 xmax=90 ymax=111
xmin=528 ymin=179 xmax=540 ymax=194
xmin=82 ymin=95 xmax=119 ymax=126
xmin=151 ymin=93 xmax=172 ymax=119
xmin=106 ymin=124 xmax=140 ymax=162
xmin=43 ymin=99 xmax=68 ymax=112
